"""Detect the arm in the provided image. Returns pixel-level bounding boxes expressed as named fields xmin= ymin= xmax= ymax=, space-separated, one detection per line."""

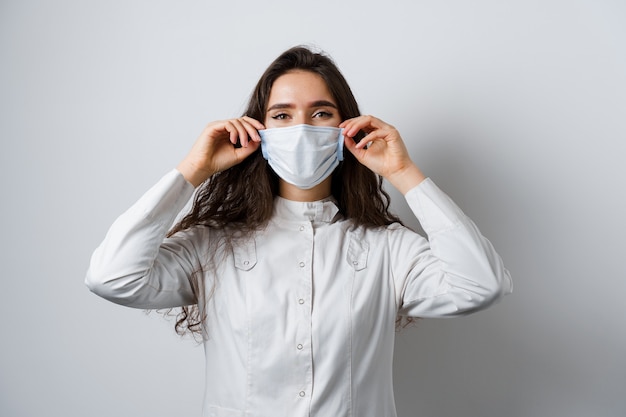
xmin=391 ymin=178 xmax=512 ymax=317
xmin=85 ymin=170 xmax=199 ymax=309
xmin=86 ymin=117 xmax=266 ymax=308
xmin=341 ymin=115 xmax=511 ymax=317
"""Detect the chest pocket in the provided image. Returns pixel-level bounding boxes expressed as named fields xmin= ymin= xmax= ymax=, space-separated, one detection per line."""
xmin=232 ymin=237 xmax=257 ymax=271
xmin=346 ymin=229 xmax=369 ymax=271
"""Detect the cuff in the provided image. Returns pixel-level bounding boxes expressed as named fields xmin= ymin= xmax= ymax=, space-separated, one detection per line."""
xmin=404 ymin=178 xmax=467 ymax=235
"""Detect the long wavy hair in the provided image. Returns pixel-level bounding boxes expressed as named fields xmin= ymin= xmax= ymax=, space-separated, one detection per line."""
xmin=169 ymin=46 xmax=406 ymax=335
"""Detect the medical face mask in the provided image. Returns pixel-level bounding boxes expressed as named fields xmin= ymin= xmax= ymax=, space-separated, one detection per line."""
xmin=259 ymin=124 xmax=344 ymax=189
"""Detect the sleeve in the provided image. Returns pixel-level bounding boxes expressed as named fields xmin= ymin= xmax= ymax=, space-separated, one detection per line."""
xmin=391 ymin=178 xmax=513 ymax=318
xmin=85 ymin=169 xmax=200 ymax=309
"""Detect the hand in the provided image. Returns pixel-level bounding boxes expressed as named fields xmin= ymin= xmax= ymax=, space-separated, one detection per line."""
xmin=177 ymin=117 xmax=265 ymax=187
xmin=340 ymin=115 xmax=426 ymax=194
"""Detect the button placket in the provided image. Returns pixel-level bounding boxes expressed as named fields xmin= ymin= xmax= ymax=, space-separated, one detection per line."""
xmin=294 ymin=221 xmax=313 ymax=406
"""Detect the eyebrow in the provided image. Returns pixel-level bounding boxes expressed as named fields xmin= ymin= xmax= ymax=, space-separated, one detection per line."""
xmin=266 ymin=100 xmax=338 ymax=112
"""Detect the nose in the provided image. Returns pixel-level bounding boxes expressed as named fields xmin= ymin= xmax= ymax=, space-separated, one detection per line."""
xmin=293 ymin=111 xmax=308 ymax=125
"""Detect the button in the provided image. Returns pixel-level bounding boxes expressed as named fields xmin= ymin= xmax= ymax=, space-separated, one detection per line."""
xmin=299 ymin=262 xmax=305 ymax=268
xmin=243 ymin=260 xmax=249 ymax=266
xmin=297 ymin=344 xmax=303 ymax=350
xmin=299 ymin=226 xmax=305 ymax=231
xmin=299 ymin=391 xmax=306 ymax=397
xmin=298 ymin=298 xmax=305 ymax=305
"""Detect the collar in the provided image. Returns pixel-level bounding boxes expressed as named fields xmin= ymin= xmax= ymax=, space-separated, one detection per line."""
xmin=273 ymin=196 xmax=341 ymax=224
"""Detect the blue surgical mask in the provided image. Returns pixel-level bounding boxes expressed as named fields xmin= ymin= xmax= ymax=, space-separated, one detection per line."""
xmin=259 ymin=124 xmax=344 ymax=189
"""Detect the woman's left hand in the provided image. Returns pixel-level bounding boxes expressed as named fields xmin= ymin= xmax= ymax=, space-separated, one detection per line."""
xmin=340 ymin=115 xmax=426 ymax=194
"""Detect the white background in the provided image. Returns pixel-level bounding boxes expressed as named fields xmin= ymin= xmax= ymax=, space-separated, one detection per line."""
xmin=1 ymin=1 xmax=625 ymax=416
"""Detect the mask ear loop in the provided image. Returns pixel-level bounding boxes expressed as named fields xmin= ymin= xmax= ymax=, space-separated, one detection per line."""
xmin=258 ymin=129 xmax=270 ymax=161
xmin=338 ymin=128 xmax=345 ymax=161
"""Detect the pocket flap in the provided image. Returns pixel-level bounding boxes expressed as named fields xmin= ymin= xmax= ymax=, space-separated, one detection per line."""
xmin=233 ymin=238 xmax=257 ymax=270
xmin=347 ymin=231 xmax=369 ymax=271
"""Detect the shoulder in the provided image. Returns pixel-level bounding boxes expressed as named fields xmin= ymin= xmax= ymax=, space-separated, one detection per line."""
xmin=345 ymin=221 xmax=418 ymax=245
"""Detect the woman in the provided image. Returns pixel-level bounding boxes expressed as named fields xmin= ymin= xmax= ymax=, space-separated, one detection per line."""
xmin=86 ymin=46 xmax=512 ymax=417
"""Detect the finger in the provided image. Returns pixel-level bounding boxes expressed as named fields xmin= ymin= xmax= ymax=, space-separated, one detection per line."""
xmin=229 ymin=119 xmax=251 ymax=147
xmin=355 ymin=129 xmax=388 ymax=149
xmin=344 ymin=135 xmax=368 ymax=163
xmin=341 ymin=115 xmax=383 ymax=138
xmin=234 ymin=117 xmax=264 ymax=146
xmin=239 ymin=117 xmax=263 ymax=142
xmin=233 ymin=139 xmax=261 ymax=161
xmin=339 ymin=115 xmax=370 ymax=131
xmin=343 ymin=134 xmax=359 ymax=154
xmin=241 ymin=116 xmax=265 ymax=132
xmin=223 ymin=121 xmax=243 ymax=146
xmin=339 ymin=118 xmax=363 ymax=138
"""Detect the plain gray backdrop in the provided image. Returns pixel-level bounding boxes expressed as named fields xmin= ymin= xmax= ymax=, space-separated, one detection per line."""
xmin=1 ymin=0 xmax=625 ymax=416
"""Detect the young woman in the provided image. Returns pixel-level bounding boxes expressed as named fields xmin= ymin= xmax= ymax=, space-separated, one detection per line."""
xmin=86 ymin=46 xmax=512 ymax=417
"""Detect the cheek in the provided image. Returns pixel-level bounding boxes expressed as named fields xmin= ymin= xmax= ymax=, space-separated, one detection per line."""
xmin=264 ymin=119 xmax=280 ymax=129
xmin=326 ymin=115 xmax=342 ymax=127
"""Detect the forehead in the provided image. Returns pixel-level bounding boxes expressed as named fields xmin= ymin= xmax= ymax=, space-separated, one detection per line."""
xmin=268 ymin=70 xmax=334 ymax=103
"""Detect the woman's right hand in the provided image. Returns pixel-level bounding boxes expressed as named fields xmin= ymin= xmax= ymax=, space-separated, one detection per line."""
xmin=176 ymin=116 xmax=265 ymax=187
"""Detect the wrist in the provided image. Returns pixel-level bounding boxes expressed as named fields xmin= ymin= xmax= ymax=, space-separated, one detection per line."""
xmin=176 ymin=159 xmax=213 ymax=188
xmin=386 ymin=163 xmax=427 ymax=195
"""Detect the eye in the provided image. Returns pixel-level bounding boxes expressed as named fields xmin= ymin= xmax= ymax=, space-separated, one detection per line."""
xmin=313 ymin=110 xmax=333 ymax=119
xmin=271 ymin=113 xmax=290 ymax=120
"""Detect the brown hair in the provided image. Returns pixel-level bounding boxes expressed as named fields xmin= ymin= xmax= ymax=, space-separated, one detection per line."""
xmin=169 ymin=46 xmax=404 ymax=335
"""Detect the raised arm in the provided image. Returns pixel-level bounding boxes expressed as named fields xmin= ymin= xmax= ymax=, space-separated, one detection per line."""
xmin=86 ymin=117 xmax=265 ymax=308
xmin=391 ymin=178 xmax=512 ymax=317
xmin=85 ymin=170 xmax=199 ymax=309
xmin=341 ymin=115 xmax=512 ymax=317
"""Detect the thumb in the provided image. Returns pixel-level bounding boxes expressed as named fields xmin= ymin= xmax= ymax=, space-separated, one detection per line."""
xmin=344 ymin=135 xmax=367 ymax=163
xmin=234 ymin=140 xmax=261 ymax=162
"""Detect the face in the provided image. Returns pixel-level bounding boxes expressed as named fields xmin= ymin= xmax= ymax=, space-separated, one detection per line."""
xmin=264 ymin=70 xmax=342 ymax=128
